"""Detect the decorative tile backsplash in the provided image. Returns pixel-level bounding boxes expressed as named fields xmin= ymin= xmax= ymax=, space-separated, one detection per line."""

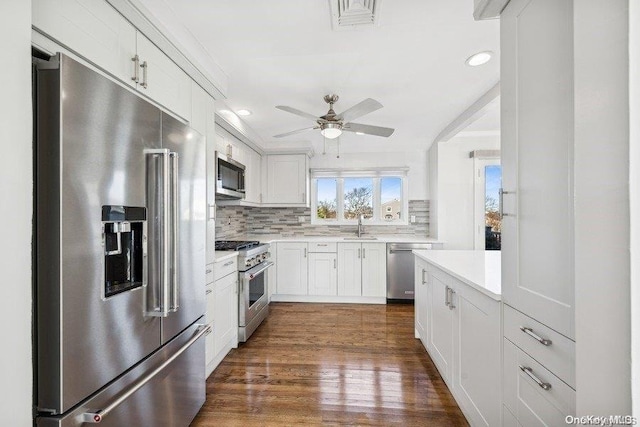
xmin=216 ymin=200 xmax=429 ymax=239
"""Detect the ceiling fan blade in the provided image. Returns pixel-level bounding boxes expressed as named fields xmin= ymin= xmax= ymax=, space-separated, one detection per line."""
xmin=273 ymin=127 xmax=315 ymax=138
xmin=343 ymin=122 xmax=395 ymax=137
xmin=336 ymin=98 xmax=383 ymax=122
xmin=275 ymin=105 xmax=323 ymax=122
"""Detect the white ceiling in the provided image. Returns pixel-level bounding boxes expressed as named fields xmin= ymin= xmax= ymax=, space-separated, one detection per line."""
xmin=137 ymin=0 xmax=500 ymax=153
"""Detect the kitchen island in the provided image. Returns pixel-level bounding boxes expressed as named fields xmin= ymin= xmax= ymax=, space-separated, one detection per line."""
xmin=413 ymin=250 xmax=502 ymax=427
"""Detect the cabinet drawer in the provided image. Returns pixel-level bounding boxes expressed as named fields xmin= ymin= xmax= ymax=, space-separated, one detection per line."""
xmin=503 ymin=338 xmax=575 ymax=426
xmin=214 ymin=256 xmax=238 ymax=281
xmin=504 ymin=304 xmax=575 ymax=388
xmin=308 ymin=242 xmax=337 ymax=253
xmin=205 ymin=283 xmax=214 ymax=324
xmin=206 ymin=264 xmax=214 ymax=285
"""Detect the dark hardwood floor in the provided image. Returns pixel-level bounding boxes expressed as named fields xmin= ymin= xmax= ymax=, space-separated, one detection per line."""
xmin=192 ymin=303 xmax=468 ymax=426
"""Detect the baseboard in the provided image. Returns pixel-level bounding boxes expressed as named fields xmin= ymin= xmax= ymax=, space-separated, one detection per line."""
xmin=270 ymin=294 xmax=386 ymax=304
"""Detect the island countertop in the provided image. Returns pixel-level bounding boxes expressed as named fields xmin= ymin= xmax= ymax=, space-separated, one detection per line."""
xmin=412 ymin=250 xmax=501 ymax=301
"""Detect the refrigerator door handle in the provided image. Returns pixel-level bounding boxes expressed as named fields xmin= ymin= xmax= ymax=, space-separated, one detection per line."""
xmin=145 ymin=148 xmax=171 ymax=317
xmin=78 ymin=324 xmax=211 ymax=424
xmin=169 ymin=152 xmax=179 ymax=312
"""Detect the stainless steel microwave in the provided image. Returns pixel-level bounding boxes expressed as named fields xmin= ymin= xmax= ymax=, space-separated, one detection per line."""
xmin=215 ymin=152 xmax=246 ymax=199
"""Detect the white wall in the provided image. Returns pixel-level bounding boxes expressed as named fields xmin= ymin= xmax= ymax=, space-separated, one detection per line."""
xmin=429 ymin=135 xmax=500 ymax=249
xmin=630 ymin=0 xmax=640 ymax=416
xmin=308 ymin=150 xmax=429 ymax=200
xmin=0 ymin=0 xmax=33 ymax=425
xmin=574 ymin=0 xmax=631 ymax=415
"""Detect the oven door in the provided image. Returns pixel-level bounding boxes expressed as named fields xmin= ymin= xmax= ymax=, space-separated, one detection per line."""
xmin=239 ymin=261 xmax=274 ymax=327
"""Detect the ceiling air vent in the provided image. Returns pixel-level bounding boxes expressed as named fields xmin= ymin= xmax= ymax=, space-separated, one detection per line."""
xmin=329 ymin=0 xmax=382 ymax=31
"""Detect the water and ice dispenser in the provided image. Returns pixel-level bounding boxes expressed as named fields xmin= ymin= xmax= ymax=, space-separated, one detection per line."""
xmin=102 ymin=205 xmax=146 ymax=298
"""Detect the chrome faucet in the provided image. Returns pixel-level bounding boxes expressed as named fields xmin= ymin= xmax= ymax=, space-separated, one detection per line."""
xmin=357 ymin=214 xmax=365 ymax=237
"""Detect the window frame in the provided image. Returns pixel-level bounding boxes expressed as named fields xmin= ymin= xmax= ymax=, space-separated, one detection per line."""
xmin=473 ymin=157 xmax=501 ymax=249
xmin=310 ymin=169 xmax=409 ymax=226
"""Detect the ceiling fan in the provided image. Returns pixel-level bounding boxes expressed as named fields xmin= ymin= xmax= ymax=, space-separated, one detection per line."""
xmin=273 ymin=94 xmax=395 ymax=139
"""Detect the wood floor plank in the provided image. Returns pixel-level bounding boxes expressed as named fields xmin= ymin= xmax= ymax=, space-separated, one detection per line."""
xmin=192 ymin=303 xmax=468 ymax=426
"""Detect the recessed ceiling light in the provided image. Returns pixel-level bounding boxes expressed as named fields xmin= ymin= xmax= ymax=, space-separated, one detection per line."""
xmin=236 ymin=109 xmax=252 ymax=116
xmin=355 ymin=132 xmax=365 ymax=135
xmin=218 ymin=109 xmax=233 ymax=115
xmin=465 ymin=51 xmax=493 ymax=67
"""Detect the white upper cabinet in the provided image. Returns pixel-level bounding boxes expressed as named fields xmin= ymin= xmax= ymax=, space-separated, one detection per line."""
xmin=264 ymin=154 xmax=308 ymax=206
xmin=33 ymin=0 xmax=192 ymax=121
xmin=136 ymin=33 xmax=191 ymax=121
xmin=33 ymin=0 xmax=137 ymax=88
xmin=501 ymin=0 xmax=575 ymax=340
xmin=245 ymin=149 xmax=262 ymax=204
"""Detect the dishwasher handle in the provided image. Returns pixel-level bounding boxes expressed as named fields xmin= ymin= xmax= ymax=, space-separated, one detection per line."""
xmin=387 ymin=243 xmax=433 ymax=253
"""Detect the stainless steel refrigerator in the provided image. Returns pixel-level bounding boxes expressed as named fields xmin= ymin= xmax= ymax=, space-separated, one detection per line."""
xmin=34 ymin=53 xmax=208 ymax=426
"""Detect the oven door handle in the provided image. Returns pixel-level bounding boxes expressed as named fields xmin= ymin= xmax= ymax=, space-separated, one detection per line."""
xmin=242 ymin=261 xmax=274 ymax=279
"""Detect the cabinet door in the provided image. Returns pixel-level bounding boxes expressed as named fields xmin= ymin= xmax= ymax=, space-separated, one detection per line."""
xmin=245 ymin=149 xmax=262 ymax=203
xmin=361 ymin=243 xmax=386 ymax=297
xmin=308 ymin=253 xmax=338 ymax=296
xmin=451 ymin=282 xmax=502 ymax=427
xmin=214 ymin=272 xmax=238 ymax=355
xmin=33 ymin=0 xmax=137 ymax=87
xmin=276 ymin=243 xmax=308 ymax=295
xmin=136 ymin=32 xmax=191 ymax=121
xmin=215 ymin=130 xmax=227 ymax=154
xmin=501 ymin=0 xmax=574 ymax=338
xmin=265 ymin=154 xmax=308 ymax=205
xmin=428 ymin=268 xmax=453 ymax=383
xmin=337 ymin=243 xmax=362 ymax=296
xmin=414 ymin=258 xmax=429 ymax=348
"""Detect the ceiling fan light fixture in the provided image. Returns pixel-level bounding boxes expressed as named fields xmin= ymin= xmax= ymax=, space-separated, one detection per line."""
xmin=320 ymin=123 xmax=343 ymax=139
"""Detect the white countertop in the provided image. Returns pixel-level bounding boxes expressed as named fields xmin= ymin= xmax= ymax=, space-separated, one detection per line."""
xmin=240 ymin=234 xmax=443 ymax=244
xmin=413 ymin=250 xmax=501 ymax=301
xmin=214 ymin=251 xmax=239 ymax=263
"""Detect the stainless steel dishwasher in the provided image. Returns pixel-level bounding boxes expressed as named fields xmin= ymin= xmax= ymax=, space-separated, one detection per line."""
xmin=386 ymin=243 xmax=433 ymax=301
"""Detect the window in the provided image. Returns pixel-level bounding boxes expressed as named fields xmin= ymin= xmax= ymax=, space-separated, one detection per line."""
xmin=474 ymin=159 xmax=502 ymax=250
xmin=311 ymin=169 xmax=408 ymax=225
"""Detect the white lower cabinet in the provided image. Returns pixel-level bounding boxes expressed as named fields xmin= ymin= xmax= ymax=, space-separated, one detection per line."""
xmin=336 ymin=242 xmax=386 ymax=298
xmin=308 ymin=252 xmax=337 ymax=296
xmin=414 ymin=257 xmax=429 ymax=348
xmin=503 ymin=338 xmax=575 ymax=426
xmin=206 ymin=256 xmax=238 ymax=378
xmin=416 ymin=260 xmax=501 ymax=427
xmin=427 ymin=268 xmax=454 ymax=382
xmin=276 ymin=242 xmax=308 ymax=295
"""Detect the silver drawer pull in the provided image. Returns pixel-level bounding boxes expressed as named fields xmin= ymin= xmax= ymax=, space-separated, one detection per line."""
xmin=520 ymin=327 xmax=552 ymax=346
xmin=317 ymin=244 xmax=328 ymax=247
xmin=205 ymin=289 xmax=212 ymax=295
xmin=223 ymin=260 xmax=234 ymax=267
xmin=206 ymin=269 xmax=212 ymax=274
xmin=519 ymin=365 xmax=552 ymax=390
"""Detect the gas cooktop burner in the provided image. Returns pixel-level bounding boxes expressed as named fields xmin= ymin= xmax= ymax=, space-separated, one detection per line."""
xmin=215 ymin=240 xmax=261 ymax=251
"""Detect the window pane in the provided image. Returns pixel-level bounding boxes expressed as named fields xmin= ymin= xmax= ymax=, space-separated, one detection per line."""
xmin=343 ymin=177 xmax=373 ymax=219
xmin=316 ymin=178 xmax=337 ymax=219
xmin=484 ymin=165 xmax=502 ymax=250
xmin=380 ymin=177 xmax=402 ymax=221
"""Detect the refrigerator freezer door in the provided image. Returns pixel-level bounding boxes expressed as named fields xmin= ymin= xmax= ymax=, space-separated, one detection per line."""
xmin=36 ymin=321 xmax=208 ymax=427
xmin=35 ymin=54 xmax=162 ymax=414
xmin=160 ymin=113 xmax=206 ymax=343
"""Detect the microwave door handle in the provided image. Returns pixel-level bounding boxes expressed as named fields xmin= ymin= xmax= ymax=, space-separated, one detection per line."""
xmin=169 ymin=152 xmax=179 ymax=312
xmin=144 ymin=148 xmax=171 ymax=317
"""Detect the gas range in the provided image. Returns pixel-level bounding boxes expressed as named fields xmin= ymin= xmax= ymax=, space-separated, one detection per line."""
xmin=215 ymin=240 xmax=270 ymax=271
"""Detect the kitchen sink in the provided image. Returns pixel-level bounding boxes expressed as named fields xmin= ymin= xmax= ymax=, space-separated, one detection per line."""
xmin=343 ymin=237 xmax=378 ymax=240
